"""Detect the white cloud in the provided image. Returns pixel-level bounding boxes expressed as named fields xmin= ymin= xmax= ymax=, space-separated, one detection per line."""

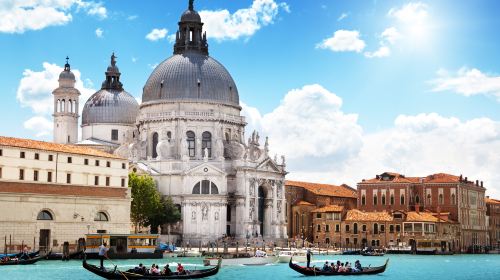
xmin=16 ymin=62 xmax=95 ymax=138
xmin=316 ymin=30 xmax=366 ymax=53
xmin=381 ymin=27 xmax=400 ymax=45
xmin=146 ymin=28 xmax=168 ymax=41
xmin=242 ymin=85 xmax=500 ymax=197
xmin=363 ymin=27 xmax=399 ymax=58
xmin=127 ymin=15 xmax=138 ymax=21
xmin=95 ymin=27 xmax=103 ymax=38
xmin=364 ymin=46 xmax=390 ymax=58
xmin=242 ymin=84 xmax=363 ymax=170
xmin=388 ymin=2 xmax=428 ymax=23
xmin=23 ymin=116 xmax=53 ymax=137
xmin=131 ymin=57 xmax=138 ymax=63
xmin=337 ymin=13 xmax=349 ymax=21
xmin=0 ymin=0 xmax=108 ymax=33
xmin=199 ymin=0 xmax=289 ymax=41
xmin=167 ymin=34 xmax=176 ymax=44
xmin=430 ymin=67 xmax=500 ymax=101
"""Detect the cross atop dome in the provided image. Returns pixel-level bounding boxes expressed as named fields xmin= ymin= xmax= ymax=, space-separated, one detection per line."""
xmin=64 ymin=56 xmax=70 ymax=71
xmin=189 ymin=0 xmax=194 ymax=11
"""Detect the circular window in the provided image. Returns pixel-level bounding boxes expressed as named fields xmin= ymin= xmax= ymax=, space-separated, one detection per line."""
xmin=203 ymin=167 xmax=208 ymax=172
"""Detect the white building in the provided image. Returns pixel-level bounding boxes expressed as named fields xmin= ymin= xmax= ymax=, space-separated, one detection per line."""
xmin=0 ymin=136 xmax=131 ymax=252
xmin=63 ymin=1 xmax=288 ymax=243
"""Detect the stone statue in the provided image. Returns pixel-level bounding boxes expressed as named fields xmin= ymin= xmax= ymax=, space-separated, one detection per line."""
xmin=214 ymin=212 xmax=219 ymax=221
xmin=264 ymin=137 xmax=269 ymax=155
xmin=281 ymin=155 xmax=286 ymax=167
xmin=192 ymin=211 xmax=196 ymax=221
xmin=202 ymin=204 xmax=208 ymax=221
xmin=274 ymin=154 xmax=278 ymax=163
xmin=255 ymin=132 xmax=260 ymax=145
xmin=203 ymin=147 xmax=209 ymax=162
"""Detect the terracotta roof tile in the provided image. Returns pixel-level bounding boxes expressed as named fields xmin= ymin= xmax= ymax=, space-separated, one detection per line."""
xmin=345 ymin=209 xmax=393 ymax=222
xmin=405 ymin=211 xmax=440 ymax=222
xmin=286 ymin=180 xmax=357 ymax=198
xmin=295 ymin=200 xmax=315 ymax=206
xmin=311 ymin=205 xmax=344 ymax=213
xmin=485 ymin=197 xmax=500 ymax=205
xmin=0 ymin=136 xmax=124 ymax=160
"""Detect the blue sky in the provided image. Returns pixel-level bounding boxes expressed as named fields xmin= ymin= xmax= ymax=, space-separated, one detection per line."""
xmin=1 ymin=0 xmax=500 ymax=195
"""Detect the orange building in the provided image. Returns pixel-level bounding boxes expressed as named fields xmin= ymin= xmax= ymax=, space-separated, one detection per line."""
xmin=485 ymin=197 xmax=500 ymax=248
xmin=357 ymin=172 xmax=488 ymax=252
xmin=285 ymin=180 xmax=357 ymax=244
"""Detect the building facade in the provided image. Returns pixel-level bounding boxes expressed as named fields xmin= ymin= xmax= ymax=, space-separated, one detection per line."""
xmin=486 ymin=197 xmax=500 ymax=248
xmin=357 ymin=172 xmax=488 ymax=251
xmin=285 ymin=180 xmax=357 ymax=243
xmin=0 ymin=136 xmax=131 ymax=253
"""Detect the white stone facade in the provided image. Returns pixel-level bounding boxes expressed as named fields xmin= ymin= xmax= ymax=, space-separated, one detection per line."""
xmin=126 ymin=101 xmax=288 ymax=243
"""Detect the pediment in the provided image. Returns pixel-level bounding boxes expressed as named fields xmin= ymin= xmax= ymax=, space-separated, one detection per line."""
xmin=256 ymin=158 xmax=281 ymax=172
xmin=183 ymin=162 xmax=226 ymax=176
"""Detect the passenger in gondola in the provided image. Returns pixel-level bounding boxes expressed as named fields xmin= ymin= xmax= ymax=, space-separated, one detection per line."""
xmin=354 ymin=260 xmax=362 ymax=272
xmin=163 ymin=264 xmax=172 ymax=276
xmin=151 ymin=264 xmax=160 ymax=275
xmin=133 ymin=263 xmax=145 ymax=274
xmin=177 ymin=263 xmax=185 ymax=275
xmin=20 ymin=246 xmax=30 ymax=260
xmin=345 ymin=262 xmax=352 ymax=272
xmin=322 ymin=261 xmax=331 ymax=272
xmin=330 ymin=262 xmax=336 ymax=272
xmin=338 ymin=262 xmax=345 ymax=272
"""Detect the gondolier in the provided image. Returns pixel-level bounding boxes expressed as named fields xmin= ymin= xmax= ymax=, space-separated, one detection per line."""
xmin=98 ymin=242 xmax=108 ymax=268
xmin=306 ymin=248 xmax=312 ymax=268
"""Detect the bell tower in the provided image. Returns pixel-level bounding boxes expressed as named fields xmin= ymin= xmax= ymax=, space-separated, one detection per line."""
xmin=173 ymin=0 xmax=209 ymax=55
xmin=53 ymin=57 xmax=80 ymax=144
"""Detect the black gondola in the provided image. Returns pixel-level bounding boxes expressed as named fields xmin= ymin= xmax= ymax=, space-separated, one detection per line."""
xmin=83 ymin=256 xmax=222 ymax=279
xmin=0 ymin=251 xmax=50 ymax=266
xmin=288 ymin=258 xmax=389 ymax=276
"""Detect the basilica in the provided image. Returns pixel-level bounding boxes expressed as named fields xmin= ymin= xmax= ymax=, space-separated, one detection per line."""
xmin=52 ymin=1 xmax=287 ymax=243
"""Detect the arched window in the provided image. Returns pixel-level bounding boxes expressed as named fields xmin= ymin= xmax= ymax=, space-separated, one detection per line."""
xmin=451 ymin=194 xmax=456 ymax=205
xmin=439 ymin=194 xmax=444 ymax=205
xmin=69 ymin=99 xmax=72 ymax=113
xmin=73 ymin=100 xmax=77 ymax=113
xmin=353 ymin=223 xmax=358 ymax=234
xmin=94 ymin=212 xmax=109 ymax=221
xmin=362 ymin=224 xmax=367 ymax=232
xmin=345 ymin=224 xmax=350 ymax=232
xmin=192 ymin=180 xmax=218 ymax=195
xmin=361 ymin=195 xmax=366 ymax=205
xmin=37 ymin=210 xmax=53 ymax=220
xmin=57 ymin=100 xmax=60 ymax=112
xmin=382 ymin=194 xmax=386 ymax=205
xmin=61 ymin=99 xmax=65 ymax=112
xmin=400 ymin=194 xmax=405 ymax=205
xmin=390 ymin=195 xmax=395 ymax=205
xmin=427 ymin=194 xmax=431 ymax=205
xmin=373 ymin=223 xmax=379 ymax=234
xmin=415 ymin=195 xmax=420 ymax=204
xmin=186 ymin=131 xmax=195 ymax=158
xmin=192 ymin=182 xmax=201 ymax=194
xmin=373 ymin=195 xmax=378 ymax=205
xmin=152 ymin=132 xmax=159 ymax=159
xmin=202 ymin=131 xmax=212 ymax=158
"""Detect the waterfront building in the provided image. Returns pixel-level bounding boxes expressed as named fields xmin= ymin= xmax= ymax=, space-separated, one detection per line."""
xmin=53 ymin=1 xmax=287 ymax=243
xmin=285 ymin=180 xmax=357 ymax=243
xmin=0 ymin=136 xmax=130 ymax=253
xmin=312 ymin=208 xmax=459 ymax=252
xmin=486 ymin=196 xmax=500 ymax=248
xmin=357 ymin=172 xmax=488 ymax=251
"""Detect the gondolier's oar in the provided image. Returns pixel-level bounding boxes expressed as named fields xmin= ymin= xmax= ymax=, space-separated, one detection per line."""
xmin=104 ymin=255 xmax=129 ymax=280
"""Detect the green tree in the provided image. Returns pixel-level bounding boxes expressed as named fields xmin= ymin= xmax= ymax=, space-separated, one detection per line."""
xmin=129 ymin=173 xmax=181 ymax=233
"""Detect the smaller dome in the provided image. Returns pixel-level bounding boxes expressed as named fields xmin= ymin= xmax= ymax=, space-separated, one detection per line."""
xmin=82 ymin=89 xmax=139 ymax=126
xmin=59 ymin=70 xmax=75 ymax=81
xmin=181 ymin=9 xmax=201 ymax=22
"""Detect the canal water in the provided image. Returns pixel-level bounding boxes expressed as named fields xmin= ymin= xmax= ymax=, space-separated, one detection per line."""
xmin=1 ymin=254 xmax=499 ymax=279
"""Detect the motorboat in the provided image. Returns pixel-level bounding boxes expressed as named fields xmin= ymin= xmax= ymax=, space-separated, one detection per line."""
xmin=277 ymin=250 xmax=307 ymax=263
xmin=203 ymin=250 xmax=277 ymax=266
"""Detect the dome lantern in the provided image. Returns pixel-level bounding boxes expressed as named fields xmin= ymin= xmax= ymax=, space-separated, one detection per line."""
xmin=174 ymin=0 xmax=208 ymax=55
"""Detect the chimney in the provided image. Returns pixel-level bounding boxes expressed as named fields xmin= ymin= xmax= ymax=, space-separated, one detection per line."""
xmin=486 ymin=196 xmax=490 ymax=199
xmin=459 ymin=174 xmax=463 ymax=182
xmin=476 ymin=180 xmax=479 ymax=186
xmin=481 ymin=181 xmax=484 ymax=188
xmin=465 ymin=176 xmax=468 ymax=182
xmin=376 ymin=175 xmax=380 ymax=179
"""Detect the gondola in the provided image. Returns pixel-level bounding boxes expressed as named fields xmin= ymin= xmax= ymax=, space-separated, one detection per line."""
xmin=83 ymin=256 xmax=222 ymax=279
xmin=288 ymin=258 xmax=389 ymax=276
xmin=0 ymin=250 xmax=40 ymax=259
xmin=0 ymin=251 xmax=50 ymax=266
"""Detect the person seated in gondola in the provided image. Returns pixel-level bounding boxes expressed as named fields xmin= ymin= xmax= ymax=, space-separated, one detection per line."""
xmin=330 ymin=262 xmax=336 ymax=272
xmin=336 ymin=260 xmax=341 ymax=272
xmin=163 ymin=264 xmax=172 ymax=276
xmin=20 ymin=246 xmax=30 ymax=260
xmin=345 ymin=262 xmax=352 ymax=272
xmin=322 ymin=261 xmax=331 ymax=272
xmin=151 ymin=264 xmax=160 ymax=275
xmin=177 ymin=263 xmax=186 ymax=275
xmin=132 ymin=263 xmax=145 ymax=274
xmin=338 ymin=263 xmax=345 ymax=272
xmin=354 ymin=260 xmax=362 ymax=272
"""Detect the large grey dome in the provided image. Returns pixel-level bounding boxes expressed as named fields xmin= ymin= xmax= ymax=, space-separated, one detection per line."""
xmin=142 ymin=51 xmax=239 ymax=106
xmin=82 ymin=89 xmax=139 ymax=125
